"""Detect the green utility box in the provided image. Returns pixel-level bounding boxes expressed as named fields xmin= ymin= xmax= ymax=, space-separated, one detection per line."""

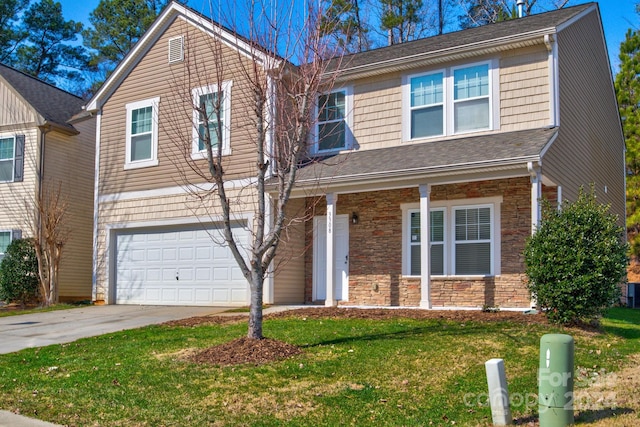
xmin=538 ymin=334 xmax=574 ymax=426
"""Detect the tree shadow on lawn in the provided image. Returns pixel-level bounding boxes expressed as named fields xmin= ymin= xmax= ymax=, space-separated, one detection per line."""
xmin=575 ymin=407 xmax=635 ymax=423
xmin=299 ymin=321 xmax=498 ymax=349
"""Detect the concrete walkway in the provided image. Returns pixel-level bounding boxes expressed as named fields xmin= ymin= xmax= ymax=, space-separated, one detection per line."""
xmin=0 ymin=304 xmax=231 ymax=427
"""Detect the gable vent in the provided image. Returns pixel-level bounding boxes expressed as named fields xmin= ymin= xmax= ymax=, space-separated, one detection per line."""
xmin=168 ymin=36 xmax=184 ymax=63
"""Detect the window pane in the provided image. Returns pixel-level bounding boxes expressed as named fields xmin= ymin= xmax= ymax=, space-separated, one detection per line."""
xmin=131 ymin=107 xmax=152 ymax=135
xmin=455 ymin=242 xmax=491 ymax=275
xmin=411 ymin=105 xmax=443 ymax=138
xmin=318 ymin=121 xmax=345 ymax=151
xmin=454 ymin=65 xmax=489 ymax=100
xmin=198 ymin=122 xmax=221 ymax=151
xmin=411 ymin=73 xmax=443 ymax=107
xmin=0 ymin=231 xmax=10 ymax=254
xmin=319 ymin=92 xmax=345 ymax=122
xmin=131 ymin=134 xmax=152 ymax=161
xmin=0 ymin=161 xmax=12 ymax=181
xmin=454 ymin=98 xmax=489 ymax=132
xmin=411 ymin=212 xmax=420 ymax=243
xmin=200 ymin=93 xmax=220 ymax=121
xmin=430 ymin=210 xmax=444 ymax=242
xmin=0 ymin=138 xmax=13 ymax=160
xmin=431 ymin=244 xmax=444 ymax=275
xmin=410 ymin=245 xmax=421 ymax=276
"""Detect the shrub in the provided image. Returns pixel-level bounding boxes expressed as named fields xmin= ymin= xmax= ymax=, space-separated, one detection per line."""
xmin=524 ymin=187 xmax=628 ymax=324
xmin=0 ymin=238 xmax=39 ymax=305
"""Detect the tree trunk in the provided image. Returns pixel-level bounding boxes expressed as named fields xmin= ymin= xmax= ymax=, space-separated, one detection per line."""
xmin=247 ymin=273 xmax=264 ymax=339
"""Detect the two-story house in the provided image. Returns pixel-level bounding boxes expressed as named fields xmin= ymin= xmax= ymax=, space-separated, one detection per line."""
xmin=0 ymin=64 xmax=95 ymax=301
xmin=88 ymin=2 xmax=624 ymax=309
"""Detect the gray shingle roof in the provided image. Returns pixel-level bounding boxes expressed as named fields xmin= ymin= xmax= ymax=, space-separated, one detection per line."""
xmin=326 ymin=3 xmax=594 ymax=73
xmin=0 ymin=63 xmax=84 ymax=131
xmin=294 ymin=127 xmax=557 ymax=185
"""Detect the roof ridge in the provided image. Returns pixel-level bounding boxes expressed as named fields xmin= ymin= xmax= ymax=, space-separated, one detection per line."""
xmin=332 ymin=2 xmax=595 ymax=64
xmin=0 ymin=62 xmax=83 ymax=101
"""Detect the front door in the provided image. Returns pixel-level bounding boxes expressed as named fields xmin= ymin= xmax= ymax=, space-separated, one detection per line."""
xmin=313 ymin=215 xmax=349 ymax=301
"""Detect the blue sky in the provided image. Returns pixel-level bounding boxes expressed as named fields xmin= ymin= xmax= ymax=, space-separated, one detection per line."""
xmin=58 ymin=0 xmax=637 ymax=72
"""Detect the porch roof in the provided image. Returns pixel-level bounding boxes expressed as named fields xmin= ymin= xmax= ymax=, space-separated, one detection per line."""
xmin=294 ymin=127 xmax=557 ymax=188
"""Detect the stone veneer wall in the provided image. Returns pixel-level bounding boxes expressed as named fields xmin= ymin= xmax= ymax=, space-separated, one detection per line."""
xmin=305 ymin=177 xmax=555 ymax=308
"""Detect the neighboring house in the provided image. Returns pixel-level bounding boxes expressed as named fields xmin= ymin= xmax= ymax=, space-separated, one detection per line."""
xmin=88 ymin=2 xmax=624 ymax=309
xmin=0 ymin=64 xmax=95 ymax=301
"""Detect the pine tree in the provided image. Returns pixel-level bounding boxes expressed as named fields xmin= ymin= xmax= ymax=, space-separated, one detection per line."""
xmin=13 ymin=0 xmax=88 ymax=86
xmin=615 ymin=28 xmax=640 ymax=255
xmin=0 ymin=0 xmax=29 ymax=63
xmin=320 ymin=0 xmax=371 ymax=53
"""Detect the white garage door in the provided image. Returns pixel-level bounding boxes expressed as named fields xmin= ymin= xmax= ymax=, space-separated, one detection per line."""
xmin=115 ymin=224 xmax=249 ymax=306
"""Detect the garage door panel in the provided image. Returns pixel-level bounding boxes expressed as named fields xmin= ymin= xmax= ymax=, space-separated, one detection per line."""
xmin=115 ymin=224 xmax=249 ymax=306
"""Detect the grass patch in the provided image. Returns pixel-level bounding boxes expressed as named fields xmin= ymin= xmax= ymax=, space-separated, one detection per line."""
xmin=0 ymin=303 xmax=82 ymax=318
xmin=0 ymin=309 xmax=637 ymax=426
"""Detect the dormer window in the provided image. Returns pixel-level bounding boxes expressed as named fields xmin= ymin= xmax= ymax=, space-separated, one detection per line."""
xmin=403 ymin=60 xmax=496 ymax=141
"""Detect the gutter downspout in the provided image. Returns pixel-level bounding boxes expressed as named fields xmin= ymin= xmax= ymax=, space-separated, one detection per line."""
xmin=545 ymin=34 xmax=560 ymax=127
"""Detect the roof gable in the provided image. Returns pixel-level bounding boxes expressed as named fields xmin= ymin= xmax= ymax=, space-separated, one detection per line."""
xmin=86 ymin=1 xmax=280 ymax=111
xmin=0 ymin=63 xmax=84 ymax=131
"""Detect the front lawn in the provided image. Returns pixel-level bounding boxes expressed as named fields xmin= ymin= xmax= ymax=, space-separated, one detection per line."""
xmin=0 ymin=307 xmax=637 ymax=426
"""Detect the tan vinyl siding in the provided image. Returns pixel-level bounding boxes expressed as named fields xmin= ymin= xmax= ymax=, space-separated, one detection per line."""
xmin=543 ymin=9 xmax=625 ymax=223
xmin=99 ymin=17 xmax=260 ymax=195
xmin=95 ymin=186 xmax=258 ymax=302
xmin=0 ymin=81 xmax=37 ymax=129
xmin=349 ymin=48 xmax=551 ymax=150
xmin=0 ymin=127 xmax=39 ymax=233
xmin=44 ymin=119 xmax=95 ymax=299
xmin=272 ymin=198 xmax=306 ymax=304
xmin=499 ymin=46 xmax=550 ymax=131
xmin=352 ymin=74 xmax=402 ymax=150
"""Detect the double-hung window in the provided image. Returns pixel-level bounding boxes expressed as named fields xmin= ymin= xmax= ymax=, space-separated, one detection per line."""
xmin=125 ymin=97 xmax=159 ymax=169
xmin=403 ymin=61 xmax=495 ymax=140
xmin=453 ymin=64 xmax=490 ymax=133
xmin=0 ymin=137 xmax=15 ymax=182
xmin=192 ymin=81 xmax=232 ymax=158
xmin=403 ymin=199 xmax=500 ymax=276
xmin=454 ymin=206 xmax=492 ymax=275
xmin=410 ymin=71 xmax=444 ymax=139
xmin=315 ymin=87 xmax=352 ymax=153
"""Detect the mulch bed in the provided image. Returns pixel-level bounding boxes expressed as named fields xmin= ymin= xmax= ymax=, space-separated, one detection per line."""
xmin=190 ymin=337 xmax=303 ymax=366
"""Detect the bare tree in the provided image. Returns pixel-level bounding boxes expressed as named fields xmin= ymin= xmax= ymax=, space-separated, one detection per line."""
xmin=26 ymin=181 xmax=70 ymax=307
xmin=163 ymin=1 xmax=344 ymax=340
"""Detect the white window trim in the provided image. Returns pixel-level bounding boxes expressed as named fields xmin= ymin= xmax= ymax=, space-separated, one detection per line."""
xmin=402 ymin=60 xmax=498 ymax=142
xmin=401 ymin=196 xmax=502 ymax=278
xmin=0 ymin=135 xmax=16 ymax=183
xmin=124 ymin=97 xmax=160 ymax=170
xmin=191 ymin=81 xmax=232 ymax=160
xmin=313 ymin=86 xmax=354 ymax=154
xmin=0 ymin=230 xmax=12 ymax=259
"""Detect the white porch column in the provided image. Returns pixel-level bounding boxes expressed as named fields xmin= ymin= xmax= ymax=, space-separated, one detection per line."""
xmin=419 ymin=184 xmax=431 ymax=309
xmin=325 ymin=193 xmax=337 ymax=307
xmin=528 ymin=162 xmax=542 ymax=235
xmin=557 ymin=185 xmax=562 ymax=211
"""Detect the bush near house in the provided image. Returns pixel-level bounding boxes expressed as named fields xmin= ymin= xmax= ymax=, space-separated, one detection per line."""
xmin=524 ymin=187 xmax=628 ymax=324
xmin=0 ymin=238 xmax=39 ymax=306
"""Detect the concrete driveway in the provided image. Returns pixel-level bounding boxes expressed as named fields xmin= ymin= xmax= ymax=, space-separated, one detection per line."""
xmin=0 ymin=304 xmax=230 ymax=426
xmin=0 ymin=304 xmax=229 ymax=355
